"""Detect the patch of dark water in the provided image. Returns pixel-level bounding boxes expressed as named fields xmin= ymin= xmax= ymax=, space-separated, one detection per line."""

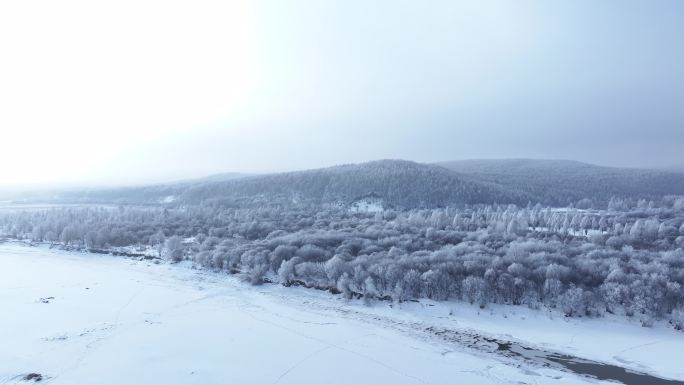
xmin=425 ymin=327 xmax=683 ymax=385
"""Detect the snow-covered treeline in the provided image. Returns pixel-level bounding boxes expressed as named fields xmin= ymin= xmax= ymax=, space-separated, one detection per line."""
xmin=2 ymin=196 xmax=684 ymax=329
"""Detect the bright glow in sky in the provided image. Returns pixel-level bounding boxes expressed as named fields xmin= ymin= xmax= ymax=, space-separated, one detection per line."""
xmin=1 ymin=0 xmax=683 ymax=186
xmin=0 ymin=0 xmax=254 ymax=185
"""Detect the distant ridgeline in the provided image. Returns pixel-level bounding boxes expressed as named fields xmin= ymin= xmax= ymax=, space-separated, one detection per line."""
xmin=437 ymin=159 xmax=684 ymax=208
xmin=10 ymin=159 xmax=684 ymax=209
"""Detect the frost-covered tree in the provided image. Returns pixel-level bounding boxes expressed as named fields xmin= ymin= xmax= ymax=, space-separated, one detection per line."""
xmin=149 ymin=230 xmax=166 ymax=257
xmin=3 ymin=198 xmax=684 ymax=329
xmin=163 ymin=236 xmax=184 ymax=262
xmin=462 ymin=276 xmax=487 ymax=308
xmin=278 ymin=257 xmax=300 ymax=285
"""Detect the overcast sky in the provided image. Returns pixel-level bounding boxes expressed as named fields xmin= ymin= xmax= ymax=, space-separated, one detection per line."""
xmin=1 ymin=0 xmax=682 ymax=187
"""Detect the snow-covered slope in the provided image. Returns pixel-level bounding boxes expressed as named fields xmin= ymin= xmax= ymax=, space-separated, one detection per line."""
xmin=1 ymin=244 xmax=682 ymax=385
xmin=437 ymin=159 xmax=684 ymax=206
xmin=20 ymin=160 xmax=530 ymax=208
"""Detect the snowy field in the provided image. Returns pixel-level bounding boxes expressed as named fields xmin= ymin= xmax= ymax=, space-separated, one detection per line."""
xmin=1 ymin=243 xmax=682 ymax=385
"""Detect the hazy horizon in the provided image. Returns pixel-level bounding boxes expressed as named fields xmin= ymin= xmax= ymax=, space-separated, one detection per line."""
xmin=1 ymin=156 xmax=682 ymax=192
xmin=1 ymin=0 xmax=682 ymax=187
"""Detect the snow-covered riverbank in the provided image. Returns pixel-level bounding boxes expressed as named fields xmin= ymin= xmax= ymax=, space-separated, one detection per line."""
xmin=1 ymin=243 xmax=682 ymax=385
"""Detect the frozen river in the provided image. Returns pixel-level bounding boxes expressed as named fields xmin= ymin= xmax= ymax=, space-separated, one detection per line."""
xmin=1 ymin=243 xmax=682 ymax=385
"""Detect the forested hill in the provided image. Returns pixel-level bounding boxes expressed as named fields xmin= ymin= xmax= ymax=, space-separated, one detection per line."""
xmin=437 ymin=159 xmax=684 ymax=207
xmin=29 ymin=160 xmax=528 ymax=208
xmin=8 ymin=159 xmax=684 ymax=209
xmin=175 ymin=160 xmax=530 ymax=208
